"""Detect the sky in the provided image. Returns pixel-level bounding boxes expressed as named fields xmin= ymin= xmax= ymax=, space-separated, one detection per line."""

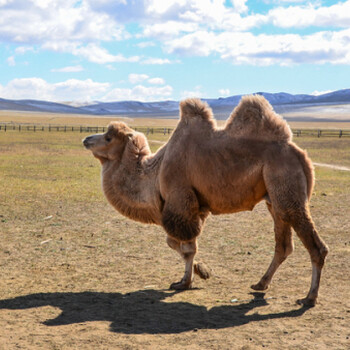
xmin=1 ymin=0 xmax=350 ymax=102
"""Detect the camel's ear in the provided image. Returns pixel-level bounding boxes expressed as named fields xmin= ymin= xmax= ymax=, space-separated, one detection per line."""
xmin=107 ymin=122 xmax=133 ymax=140
xmin=126 ymin=132 xmax=134 ymax=140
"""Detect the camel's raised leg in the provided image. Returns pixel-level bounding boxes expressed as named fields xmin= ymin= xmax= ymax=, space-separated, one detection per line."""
xmin=166 ymin=236 xmax=210 ymax=290
xmin=166 ymin=236 xmax=196 ymax=289
xmin=290 ymin=210 xmax=329 ymax=307
xmin=252 ymin=202 xmax=294 ymax=291
xmin=162 ymin=188 xmax=210 ymax=289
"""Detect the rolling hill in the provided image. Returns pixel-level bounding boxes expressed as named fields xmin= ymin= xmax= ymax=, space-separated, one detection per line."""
xmin=1 ymin=89 xmax=350 ymax=120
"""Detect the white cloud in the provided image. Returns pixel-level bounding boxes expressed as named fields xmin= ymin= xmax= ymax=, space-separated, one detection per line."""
xmin=51 ymin=65 xmax=84 ymax=73
xmin=219 ymin=88 xmax=230 ymax=96
xmin=15 ymin=46 xmax=35 ymax=55
xmin=231 ymin=0 xmax=248 ymax=14
xmin=42 ymin=42 xmax=140 ymax=64
xmin=142 ymin=21 xmax=199 ymax=39
xmin=165 ymin=29 xmax=350 ymax=66
xmin=268 ymin=1 xmax=350 ymax=28
xmin=0 ymin=77 xmax=110 ymax=101
xmin=0 ymin=0 xmax=127 ymax=45
xmin=180 ymin=85 xmax=204 ymax=99
xmin=141 ymin=57 xmax=178 ymax=64
xmin=71 ymin=44 xmax=140 ymax=64
xmin=136 ymin=41 xmax=156 ymax=48
xmin=2 ymin=0 xmax=350 ymax=74
xmin=165 ymin=30 xmax=216 ymax=56
xmin=128 ymin=74 xmax=166 ymax=87
xmin=148 ymin=77 xmax=165 ymax=85
xmin=128 ymin=73 xmax=149 ymax=84
xmin=145 ymin=0 xmax=189 ymax=17
xmin=7 ymin=56 xmax=15 ymax=66
xmin=102 ymin=84 xmax=173 ymax=102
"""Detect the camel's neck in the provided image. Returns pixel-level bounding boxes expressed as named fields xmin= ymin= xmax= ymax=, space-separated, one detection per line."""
xmin=101 ymin=142 xmax=165 ymax=225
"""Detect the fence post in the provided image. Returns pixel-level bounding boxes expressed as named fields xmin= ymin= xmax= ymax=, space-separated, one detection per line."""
xmin=4 ymin=124 xmax=6 ymax=132
xmin=34 ymin=125 xmax=36 ymax=132
xmin=317 ymin=130 xmax=321 ymax=138
xmin=339 ymin=130 xmax=342 ymax=138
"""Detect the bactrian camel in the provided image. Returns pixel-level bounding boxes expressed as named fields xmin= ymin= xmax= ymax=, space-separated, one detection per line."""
xmin=83 ymin=95 xmax=329 ymax=306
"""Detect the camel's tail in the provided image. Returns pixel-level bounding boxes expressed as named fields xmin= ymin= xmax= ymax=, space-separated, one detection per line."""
xmin=291 ymin=143 xmax=315 ymax=200
xmin=179 ymin=98 xmax=214 ymax=122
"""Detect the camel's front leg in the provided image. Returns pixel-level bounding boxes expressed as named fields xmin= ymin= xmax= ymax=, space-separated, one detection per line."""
xmin=162 ymin=189 xmax=210 ymax=289
xmin=167 ymin=236 xmax=197 ymax=290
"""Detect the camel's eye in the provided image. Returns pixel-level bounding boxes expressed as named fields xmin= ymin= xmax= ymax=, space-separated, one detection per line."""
xmin=105 ymin=136 xmax=112 ymax=143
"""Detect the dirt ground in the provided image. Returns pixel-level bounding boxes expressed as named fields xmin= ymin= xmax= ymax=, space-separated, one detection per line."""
xmin=0 ymin=131 xmax=349 ymax=349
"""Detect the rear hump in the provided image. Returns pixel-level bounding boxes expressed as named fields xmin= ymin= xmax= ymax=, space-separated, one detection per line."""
xmin=225 ymin=95 xmax=292 ymax=142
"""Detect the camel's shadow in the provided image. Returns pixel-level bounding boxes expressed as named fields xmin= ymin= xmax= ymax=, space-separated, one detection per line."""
xmin=0 ymin=289 xmax=310 ymax=334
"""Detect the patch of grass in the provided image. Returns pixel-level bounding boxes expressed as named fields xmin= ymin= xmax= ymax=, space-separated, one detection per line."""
xmin=294 ymin=136 xmax=350 ymax=167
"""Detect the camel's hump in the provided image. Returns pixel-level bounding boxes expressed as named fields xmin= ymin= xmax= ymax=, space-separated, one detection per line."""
xmin=225 ymin=95 xmax=292 ymax=142
xmin=179 ymin=98 xmax=214 ymax=122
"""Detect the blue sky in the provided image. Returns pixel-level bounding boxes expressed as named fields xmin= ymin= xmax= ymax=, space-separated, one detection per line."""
xmin=1 ymin=0 xmax=350 ymax=102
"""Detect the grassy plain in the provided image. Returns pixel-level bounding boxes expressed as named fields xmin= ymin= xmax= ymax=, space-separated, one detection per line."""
xmin=0 ymin=124 xmax=349 ymax=349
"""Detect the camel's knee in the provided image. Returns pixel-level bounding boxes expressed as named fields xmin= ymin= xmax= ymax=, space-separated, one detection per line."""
xmin=180 ymin=240 xmax=197 ymax=259
xmin=280 ymin=242 xmax=294 ymax=259
xmin=291 ymin=213 xmax=329 ymax=266
xmin=274 ymin=241 xmax=293 ymax=264
xmin=310 ymin=241 xmax=329 ymax=267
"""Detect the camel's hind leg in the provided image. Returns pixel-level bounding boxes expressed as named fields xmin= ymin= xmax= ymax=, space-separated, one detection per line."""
xmin=252 ymin=202 xmax=294 ymax=291
xmin=166 ymin=236 xmax=211 ymax=290
xmin=290 ymin=210 xmax=329 ymax=306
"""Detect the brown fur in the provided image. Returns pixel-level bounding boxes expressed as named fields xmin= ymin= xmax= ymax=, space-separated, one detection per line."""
xmin=83 ymin=95 xmax=328 ymax=306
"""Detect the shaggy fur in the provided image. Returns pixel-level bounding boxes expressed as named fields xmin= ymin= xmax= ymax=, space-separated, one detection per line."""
xmin=83 ymin=95 xmax=328 ymax=306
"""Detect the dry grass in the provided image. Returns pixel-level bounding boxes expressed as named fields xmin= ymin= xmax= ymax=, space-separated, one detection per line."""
xmin=0 ymin=129 xmax=349 ymax=349
xmin=0 ymin=110 xmax=179 ymax=128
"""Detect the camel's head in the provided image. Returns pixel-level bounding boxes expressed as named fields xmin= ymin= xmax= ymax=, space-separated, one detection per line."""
xmin=83 ymin=122 xmax=134 ymax=163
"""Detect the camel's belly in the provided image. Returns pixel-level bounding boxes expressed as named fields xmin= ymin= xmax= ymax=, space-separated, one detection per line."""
xmin=194 ymin=172 xmax=266 ymax=215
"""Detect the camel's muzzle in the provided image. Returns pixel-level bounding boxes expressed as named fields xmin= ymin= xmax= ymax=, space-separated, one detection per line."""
xmin=83 ymin=135 xmax=95 ymax=149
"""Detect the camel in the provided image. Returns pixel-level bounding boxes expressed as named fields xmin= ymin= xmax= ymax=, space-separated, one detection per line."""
xmin=83 ymin=95 xmax=329 ymax=306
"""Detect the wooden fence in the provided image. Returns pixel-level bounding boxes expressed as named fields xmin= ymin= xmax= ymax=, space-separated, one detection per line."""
xmin=0 ymin=123 xmax=173 ymax=135
xmin=0 ymin=123 xmax=350 ymax=138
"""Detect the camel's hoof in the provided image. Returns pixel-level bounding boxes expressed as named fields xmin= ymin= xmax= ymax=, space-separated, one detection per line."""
xmin=251 ymin=282 xmax=268 ymax=291
xmin=296 ymin=298 xmax=316 ymax=307
xmin=170 ymin=281 xmax=192 ymax=290
xmin=194 ymin=263 xmax=211 ymax=280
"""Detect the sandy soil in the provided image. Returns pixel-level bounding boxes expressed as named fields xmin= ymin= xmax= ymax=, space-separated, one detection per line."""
xmin=1 ymin=198 xmax=349 ymax=350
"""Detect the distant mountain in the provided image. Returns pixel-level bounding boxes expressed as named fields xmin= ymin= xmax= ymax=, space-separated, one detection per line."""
xmin=1 ymin=89 xmax=350 ymax=119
